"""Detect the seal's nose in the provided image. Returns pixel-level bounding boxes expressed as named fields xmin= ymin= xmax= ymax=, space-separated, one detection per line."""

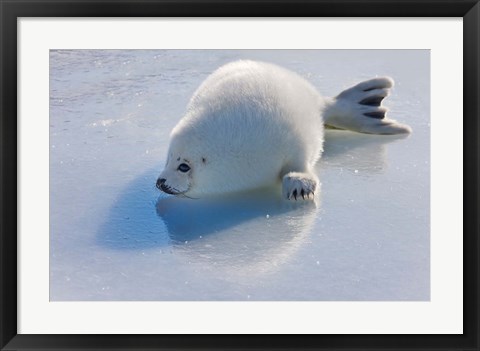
xmin=156 ymin=178 xmax=166 ymax=190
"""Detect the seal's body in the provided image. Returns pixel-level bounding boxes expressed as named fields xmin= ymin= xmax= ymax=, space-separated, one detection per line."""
xmin=156 ymin=60 xmax=411 ymax=200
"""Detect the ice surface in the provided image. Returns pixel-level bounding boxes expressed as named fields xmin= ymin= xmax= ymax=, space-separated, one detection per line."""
xmin=50 ymin=50 xmax=430 ymax=301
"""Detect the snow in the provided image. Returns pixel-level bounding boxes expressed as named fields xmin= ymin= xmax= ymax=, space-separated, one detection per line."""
xmin=50 ymin=49 xmax=430 ymax=301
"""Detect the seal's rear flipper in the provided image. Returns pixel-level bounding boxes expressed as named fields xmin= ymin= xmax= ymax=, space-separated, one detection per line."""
xmin=324 ymin=77 xmax=412 ymax=135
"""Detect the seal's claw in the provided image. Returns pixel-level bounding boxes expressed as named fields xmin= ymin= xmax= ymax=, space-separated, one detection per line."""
xmin=282 ymin=172 xmax=317 ymax=201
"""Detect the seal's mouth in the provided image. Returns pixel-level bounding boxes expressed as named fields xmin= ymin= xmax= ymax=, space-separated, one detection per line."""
xmin=156 ymin=180 xmax=186 ymax=196
xmin=159 ymin=184 xmax=184 ymax=196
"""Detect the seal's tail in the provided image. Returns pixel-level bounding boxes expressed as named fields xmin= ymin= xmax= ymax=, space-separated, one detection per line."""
xmin=323 ymin=77 xmax=411 ymax=134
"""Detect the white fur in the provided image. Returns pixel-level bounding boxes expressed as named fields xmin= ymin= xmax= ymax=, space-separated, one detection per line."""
xmin=157 ymin=60 xmax=411 ymax=200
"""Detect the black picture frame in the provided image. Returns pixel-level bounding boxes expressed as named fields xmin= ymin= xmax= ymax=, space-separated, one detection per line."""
xmin=1 ymin=1 xmax=478 ymax=350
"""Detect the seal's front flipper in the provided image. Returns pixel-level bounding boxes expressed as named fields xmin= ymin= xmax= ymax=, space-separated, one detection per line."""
xmin=282 ymin=172 xmax=318 ymax=201
xmin=324 ymin=77 xmax=412 ymax=135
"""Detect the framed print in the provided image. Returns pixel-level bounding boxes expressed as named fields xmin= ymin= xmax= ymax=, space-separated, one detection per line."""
xmin=1 ymin=0 xmax=479 ymax=350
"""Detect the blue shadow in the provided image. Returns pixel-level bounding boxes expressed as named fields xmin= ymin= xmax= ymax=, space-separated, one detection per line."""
xmin=96 ymin=167 xmax=313 ymax=250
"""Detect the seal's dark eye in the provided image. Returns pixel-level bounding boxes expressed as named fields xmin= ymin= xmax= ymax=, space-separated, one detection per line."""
xmin=177 ymin=163 xmax=190 ymax=173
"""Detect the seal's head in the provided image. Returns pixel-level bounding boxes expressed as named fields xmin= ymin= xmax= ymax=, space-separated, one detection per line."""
xmin=156 ymin=158 xmax=193 ymax=196
xmin=156 ymin=126 xmax=212 ymax=198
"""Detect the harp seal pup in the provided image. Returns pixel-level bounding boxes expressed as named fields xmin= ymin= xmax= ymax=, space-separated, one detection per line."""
xmin=156 ymin=60 xmax=411 ymax=200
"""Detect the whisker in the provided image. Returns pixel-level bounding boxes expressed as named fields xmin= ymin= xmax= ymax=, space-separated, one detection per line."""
xmin=171 ymin=186 xmax=198 ymax=199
